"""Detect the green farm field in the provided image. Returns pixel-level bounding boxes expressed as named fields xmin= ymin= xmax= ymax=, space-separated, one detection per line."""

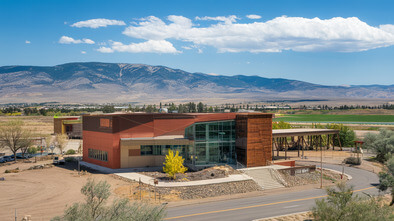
xmin=274 ymin=114 xmax=394 ymax=123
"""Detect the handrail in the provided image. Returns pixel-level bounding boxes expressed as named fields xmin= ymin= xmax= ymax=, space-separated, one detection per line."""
xmin=268 ymin=168 xmax=288 ymax=187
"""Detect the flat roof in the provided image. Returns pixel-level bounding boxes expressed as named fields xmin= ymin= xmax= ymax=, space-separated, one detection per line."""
xmin=272 ymin=129 xmax=339 ymax=137
xmin=120 ymin=135 xmax=186 ymax=141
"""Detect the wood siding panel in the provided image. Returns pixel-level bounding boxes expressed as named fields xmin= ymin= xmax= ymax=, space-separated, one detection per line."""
xmin=236 ymin=114 xmax=273 ymax=167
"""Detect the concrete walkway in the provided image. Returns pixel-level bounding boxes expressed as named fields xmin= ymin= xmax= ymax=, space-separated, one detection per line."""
xmin=80 ymin=161 xmax=252 ymax=187
xmin=239 ymin=165 xmax=290 ymax=190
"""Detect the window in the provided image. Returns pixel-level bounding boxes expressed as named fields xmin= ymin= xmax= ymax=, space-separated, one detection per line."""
xmin=100 ymin=118 xmax=112 ymax=128
xmin=140 ymin=145 xmax=190 ymax=157
xmin=140 ymin=145 xmax=153 ymax=155
xmin=88 ymin=149 xmax=108 ymax=162
xmin=187 ymin=120 xmax=236 ymax=165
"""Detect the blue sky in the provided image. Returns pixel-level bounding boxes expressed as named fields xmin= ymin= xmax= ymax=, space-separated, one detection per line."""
xmin=1 ymin=0 xmax=394 ymax=85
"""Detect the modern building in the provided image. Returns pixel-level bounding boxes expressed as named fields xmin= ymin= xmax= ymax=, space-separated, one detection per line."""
xmin=54 ymin=116 xmax=82 ymax=138
xmin=82 ymin=113 xmax=273 ymax=169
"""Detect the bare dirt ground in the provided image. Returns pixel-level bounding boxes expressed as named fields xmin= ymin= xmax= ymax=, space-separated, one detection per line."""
xmin=276 ymin=149 xmax=383 ymax=174
xmin=0 ymin=160 xmax=131 ymax=221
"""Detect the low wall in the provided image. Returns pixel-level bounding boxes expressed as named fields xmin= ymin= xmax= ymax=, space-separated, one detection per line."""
xmin=273 ymin=160 xmax=295 ymax=167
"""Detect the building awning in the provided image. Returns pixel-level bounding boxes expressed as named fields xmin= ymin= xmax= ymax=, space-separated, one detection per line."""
xmin=272 ymin=129 xmax=339 ymax=137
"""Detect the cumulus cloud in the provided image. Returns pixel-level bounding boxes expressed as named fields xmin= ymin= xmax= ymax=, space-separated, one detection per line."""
xmin=246 ymin=14 xmax=261 ymax=19
xmin=195 ymin=15 xmax=238 ymax=24
xmin=81 ymin=51 xmax=87 ymax=54
xmin=25 ymin=40 xmax=31 ymax=44
xmin=59 ymin=36 xmax=95 ymax=44
xmin=71 ymin=18 xmax=126 ymax=28
xmin=379 ymin=24 xmax=394 ymax=34
xmin=122 ymin=15 xmax=394 ymax=53
xmin=97 ymin=40 xmax=180 ymax=53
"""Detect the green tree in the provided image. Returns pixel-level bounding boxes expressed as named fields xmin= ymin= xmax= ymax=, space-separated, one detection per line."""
xmin=55 ymin=134 xmax=68 ymax=155
xmin=379 ymin=156 xmax=394 ymax=205
xmin=0 ymin=120 xmax=33 ymax=161
xmin=163 ymin=150 xmax=187 ymax=179
xmin=197 ymin=102 xmax=204 ymax=113
xmin=312 ymin=182 xmax=393 ymax=220
xmin=102 ymin=105 xmax=115 ymax=113
xmin=316 ymin=123 xmax=355 ymax=148
xmin=52 ymin=179 xmax=166 ymax=221
xmin=27 ymin=146 xmax=38 ymax=155
xmin=364 ymin=129 xmax=394 ymax=163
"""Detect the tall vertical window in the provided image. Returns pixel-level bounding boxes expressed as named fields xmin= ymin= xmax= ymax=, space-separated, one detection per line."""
xmin=185 ymin=120 xmax=236 ymax=165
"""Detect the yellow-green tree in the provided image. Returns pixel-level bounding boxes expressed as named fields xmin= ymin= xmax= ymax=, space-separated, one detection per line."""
xmin=163 ymin=150 xmax=187 ymax=179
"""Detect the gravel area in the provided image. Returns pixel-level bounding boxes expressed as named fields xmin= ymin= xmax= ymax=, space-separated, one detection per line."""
xmin=280 ymin=169 xmax=343 ymax=187
xmin=155 ymin=179 xmax=262 ymax=200
xmin=140 ymin=165 xmax=240 ymax=182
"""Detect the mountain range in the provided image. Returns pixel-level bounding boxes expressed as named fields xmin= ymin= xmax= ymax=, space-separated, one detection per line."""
xmin=0 ymin=62 xmax=392 ymax=104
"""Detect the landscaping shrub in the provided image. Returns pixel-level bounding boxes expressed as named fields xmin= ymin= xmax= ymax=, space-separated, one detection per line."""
xmin=52 ymin=179 xmax=166 ymax=221
xmin=65 ymin=149 xmax=76 ymax=155
xmin=65 ymin=157 xmax=76 ymax=162
xmin=344 ymin=157 xmax=361 ymax=165
xmin=363 ymin=129 xmax=394 ymax=163
xmin=379 ymin=156 xmax=394 ymax=205
xmin=312 ymin=183 xmax=394 ymax=220
xmin=27 ymin=147 xmax=38 ymax=155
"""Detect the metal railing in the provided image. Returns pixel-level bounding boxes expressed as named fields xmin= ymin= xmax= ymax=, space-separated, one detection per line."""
xmin=268 ymin=168 xmax=288 ymax=187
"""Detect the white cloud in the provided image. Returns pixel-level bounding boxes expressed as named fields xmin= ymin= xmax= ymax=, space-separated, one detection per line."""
xmin=81 ymin=51 xmax=87 ymax=54
xmin=96 ymin=47 xmax=114 ymax=53
xmin=71 ymin=18 xmax=126 ymax=28
xmin=379 ymin=24 xmax=394 ymax=34
xmin=59 ymin=36 xmax=95 ymax=44
xmin=97 ymin=40 xmax=180 ymax=53
xmin=123 ymin=15 xmax=192 ymax=40
xmin=246 ymin=14 xmax=261 ymax=19
xmin=195 ymin=15 xmax=238 ymax=24
xmin=122 ymin=15 xmax=394 ymax=53
xmin=25 ymin=40 xmax=31 ymax=44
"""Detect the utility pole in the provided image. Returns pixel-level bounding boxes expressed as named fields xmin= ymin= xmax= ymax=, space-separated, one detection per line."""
xmin=320 ymin=136 xmax=323 ymax=189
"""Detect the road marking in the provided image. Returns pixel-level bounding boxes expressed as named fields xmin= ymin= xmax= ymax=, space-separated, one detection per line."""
xmin=164 ymin=186 xmax=375 ymax=220
xmin=283 ymin=205 xmax=299 ymax=209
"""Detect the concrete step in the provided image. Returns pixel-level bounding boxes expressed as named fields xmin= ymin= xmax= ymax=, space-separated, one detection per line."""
xmin=241 ymin=168 xmax=285 ymax=190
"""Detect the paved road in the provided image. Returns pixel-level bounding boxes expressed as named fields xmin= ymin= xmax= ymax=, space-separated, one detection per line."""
xmin=165 ymin=164 xmax=380 ymax=221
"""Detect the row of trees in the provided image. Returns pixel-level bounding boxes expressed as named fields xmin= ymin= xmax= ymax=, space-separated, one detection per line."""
xmin=273 ymin=122 xmax=356 ymax=147
xmin=0 ymin=120 xmax=68 ymax=159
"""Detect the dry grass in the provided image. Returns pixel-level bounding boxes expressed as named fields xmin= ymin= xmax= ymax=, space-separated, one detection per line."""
xmin=0 ymin=116 xmax=54 ymax=136
xmin=114 ymin=184 xmax=182 ymax=203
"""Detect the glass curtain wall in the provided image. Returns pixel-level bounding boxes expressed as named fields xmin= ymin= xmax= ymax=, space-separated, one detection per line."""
xmin=185 ymin=120 xmax=236 ymax=165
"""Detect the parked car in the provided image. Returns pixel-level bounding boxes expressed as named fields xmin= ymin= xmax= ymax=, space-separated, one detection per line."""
xmin=15 ymin=153 xmax=30 ymax=159
xmin=0 ymin=157 xmax=5 ymax=163
xmin=3 ymin=156 xmax=14 ymax=162
xmin=53 ymin=156 xmax=65 ymax=165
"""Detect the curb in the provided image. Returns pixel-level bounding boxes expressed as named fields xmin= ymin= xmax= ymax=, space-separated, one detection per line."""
xmin=252 ymin=211 xmax=311 ymax=221
xmin=316 ymin=166 xmax=352 ymax=180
